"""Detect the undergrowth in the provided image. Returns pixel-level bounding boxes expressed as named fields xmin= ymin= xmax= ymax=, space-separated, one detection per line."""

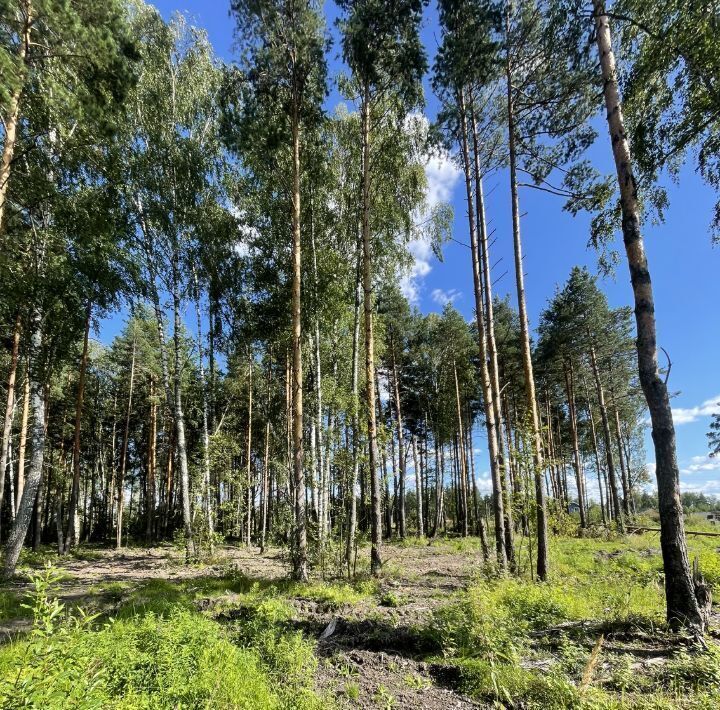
xmin=0 ymin=565 xmax=325 ymax=709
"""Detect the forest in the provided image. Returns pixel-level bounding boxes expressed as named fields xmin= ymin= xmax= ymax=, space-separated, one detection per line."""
xmin=1 ymin=0 xmax=719 ymax=708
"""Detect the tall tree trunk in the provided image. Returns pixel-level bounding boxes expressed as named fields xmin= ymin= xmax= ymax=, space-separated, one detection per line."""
xmin=459 ymin=88 xmax=507 ymax=566
xmin=453 ymin=361 xmax=469 ymax=537
xmin=0 ymin=313 xmax=21 ymax=539
xmin=471 ymin=104 xmax=515 ymax=565
xmin=172 ymin=269 xmax=194 ymax=562
xmin=563 ymin=360 xmax=587 ymax=527
xmin=346 ymin=249 xmax=362 ymax=575
xmin=361 ymin=83 xmax=382 ymax=575
xmin=146 ymin=377 xmax=157 ymax=541
xmin=116 ymin=338 xmax=136 ymax=550
xmin=593 ymin=1 xmax=703 ymax=631
xmin=590 ymin=345 xmax=622 ymax=527
xmin=505 ymin=32 xmax=549 ymax=579
xmin=260 ymin=356 xmax=272 ymax=553
xmin=290 ymin=99 xmax=308 ymax=581
xmin=391 ymin=345 xmax=406 ymax=539
xmin=412 ymin=434 xmax=424 ymax=538
xmin=3 ymin=308 xmax=44 ymax=578
xmin=0 ymin=1 xmax=32 ymax=236
xmin=194 ymin=276 xmax=214 ymax=551
xmin=245 ymin=355 xmax=253 ymax=547
xmin=65 ymin=302 xmax=91 ymax=551
xmin=583 ymin=377 xmax=607 ymax=526
xmin=613 ymin=406 xmax=631 ymax=516
xmin=16 ymin=369 xmax=29 ymax=516
xmin=433 ymin=435 xmax=445 ymax=537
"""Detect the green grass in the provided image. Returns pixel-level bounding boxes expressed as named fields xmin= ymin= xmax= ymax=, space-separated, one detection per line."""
xmin=425 ymin=532 xmax=720 ymax=709
xmin=0 ymin=567 xmax=325 ymax=709
xmin=0 ymin=589 xmax=25 ymax=622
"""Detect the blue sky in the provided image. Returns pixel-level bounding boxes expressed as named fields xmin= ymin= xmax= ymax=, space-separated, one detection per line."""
xmin=141 ymin=0 xmax=719 ymax=497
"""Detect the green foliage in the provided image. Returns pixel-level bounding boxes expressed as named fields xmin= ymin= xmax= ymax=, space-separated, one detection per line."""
xmin=0 ymin=566 xmax=319 ymax=709
xmin=451 ymin=658 xmax=583 ymax=709
xmin=229 ymin=597 xmax=322 ymax=709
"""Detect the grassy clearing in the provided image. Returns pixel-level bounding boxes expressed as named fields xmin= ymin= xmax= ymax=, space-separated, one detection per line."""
xmin=425 ymin=529 xmax=720 ymax=709
xmin=2 ymin=529 xmax=719 ymax=708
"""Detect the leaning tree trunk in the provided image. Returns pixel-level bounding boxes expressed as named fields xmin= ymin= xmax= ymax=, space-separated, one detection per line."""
xmin=65 ymin=302 xmax=91 ymax=551
xmin=505 ymin=33 xmax=548 ymax=579
xmin=3 ymin=308 xmax=44 ymax=579
xmin=459 ymin=88 xmax=507 ymax=567
xmin=290 ymin=99 xmax=308 ymax=581
xmin=593 ymin=1 xmax=704 ymax=632
xmin=361 ymin=83 xmax=382 ymax=576
xmin=0 ymin=314 xmax=21 ymax=540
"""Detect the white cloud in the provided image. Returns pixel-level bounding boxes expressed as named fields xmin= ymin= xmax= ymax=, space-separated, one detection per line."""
xmin=473 ymin=475 xmax=493 ymax=493
xmin=431 ymin=288 xmax=461 ymax=307
xmin=645 ymin=462 xmax=657 ymax=479
xmin=425 ymin=151 xmax=461 ymax=208
xmin=671 ymin=395 xmax=720 ymax=425
xmin=399 ymin=114 xmax=461 ymax=304
xmin=400 ymin=237 xmax=434 ymax=303
xmin=681 ymin=454 xmax=720 ymax=475
xmin=679 ymin=479 xmax=720 ymax=495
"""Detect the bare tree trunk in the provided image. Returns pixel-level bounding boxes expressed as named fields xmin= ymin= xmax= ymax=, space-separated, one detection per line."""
xmin=290 ymin=100 xmax=308 ymax=581
xmin=590 ymin=346 xmax=622 ymax=528
xmin=346 ymin=249 xmax=362 ymax=575
xmin=459 ymin=88 xmax=506 ymax=567
xmin=116 ymin=338 xmax=136 ymax=550
xmin=614 ymin=406 xmax=631 ymax=517
xmin=146 ymin=376 xmax=157 ymax=541
xmin=593 ymin=1 xmax=703 ymax=632
xmin=471 ymin=104 xmax=515 ymax=565
xmin=3 ymin=308 xmax=44 ymax=578
xmin=65 ymin=302 xmax=91 ymax=551
xmin=361 ymin=83 xmax=382 ymax=575
xmin=0 ymin=1 xmax=32 ymax=235
xmin=0 ymin=314 xmax=21 ymax=538
xmin=172 ymin=273 xmax=195 ymax=562
xmin=245 ymin=354 xmax=253 ymax=546
xmin=194 ymin=277 xmax=214 ymax=551
xmin=563 ymin=360 xmax=587 ymax=527
xmin=16 ymin=369 xmax=29 ymax=516
xmin=505 ymin=33 xmax=548 ymax=579
xmin=411 ymin=434 xmax=424 ymax=538
xmin=260 ymin=356 xmax=272 ymax=553
xmin=453 ymin=361 xmax=469 ymax=537
xmin=391 ymin=346 xmax=406 ymax=539
xmin=583 ymin=378 xmax=607 ymax=526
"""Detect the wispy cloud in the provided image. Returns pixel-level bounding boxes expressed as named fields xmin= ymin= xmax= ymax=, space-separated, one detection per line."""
xmin=431 ymin=288 xmax=461 ymax=307
xmin=679 ymin=479 xmax=720 ymax=495
xmin=681 ymin=454 xmax=720 ymax=475
xmin=671 ymin=395 xmax=720 ymax=425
